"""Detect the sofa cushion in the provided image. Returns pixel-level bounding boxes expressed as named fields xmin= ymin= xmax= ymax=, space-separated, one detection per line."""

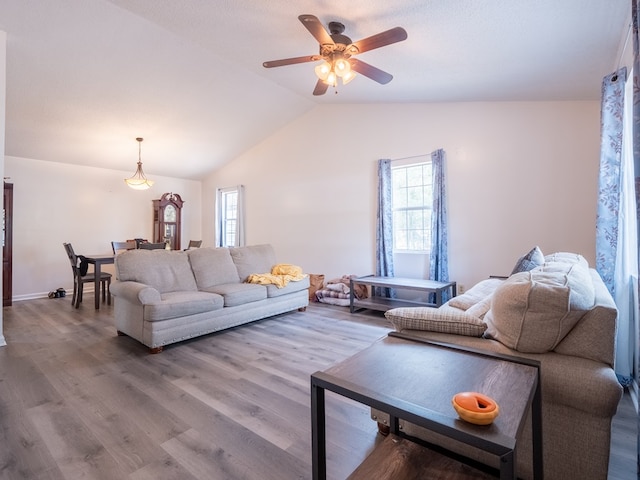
xmin=510 ymin=246 xmax=545 ymax=274
xmin=447 ymin=278 xmax=504 ymax=311
xmin=484 ymin=262 xmax=595 ymax=353
xmin=230 ymin=244 xmax=277 ymax=282
xmin=544 ymin=252 xmax=589 ymax=268
xmin=464 ymin=295 xmax=493 ymax=320
xmin=144 ymin=291 xmax=224 ymax=322
xmin=265 ymin=275 xmax=311 ymax=298
xmin=385 ymin=306 xmax=487 ymax=337
xmin=202 ymin=283 xmax=267 ymax=307
xmin=115 ymin=250 xmax=197 ymax=293
xmin=188 ymin=247 xmax=240 ymax=288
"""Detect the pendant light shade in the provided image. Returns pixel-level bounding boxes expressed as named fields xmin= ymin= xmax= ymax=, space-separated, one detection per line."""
xmin=125 ymin=137 xmax=154 ymax=190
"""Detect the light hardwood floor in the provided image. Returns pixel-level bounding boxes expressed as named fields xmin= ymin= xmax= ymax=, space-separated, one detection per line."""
xmin=0 ymin=297 xmax=636 ymax=479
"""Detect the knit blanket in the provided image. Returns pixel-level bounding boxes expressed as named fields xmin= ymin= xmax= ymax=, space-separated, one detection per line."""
xmin=247 ymin=264 xmax=307 ymax=288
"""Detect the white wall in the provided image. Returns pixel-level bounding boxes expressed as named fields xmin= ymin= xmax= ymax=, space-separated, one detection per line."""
xmin=202 ymin=101 xmax=600 ymax=291
xmin=4 ymin=156 xmax=202 ymax=299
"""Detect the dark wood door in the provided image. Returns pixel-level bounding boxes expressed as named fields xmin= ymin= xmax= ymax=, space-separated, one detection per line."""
xmin=3 ymin=182 xmax=13 ymax=307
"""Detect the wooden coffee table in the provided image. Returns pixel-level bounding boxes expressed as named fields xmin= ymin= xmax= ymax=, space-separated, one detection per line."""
xmin=311 ymin=333 xmax=542 ymax=480
xmin=349 ymin=275 xmax=457 ymax=313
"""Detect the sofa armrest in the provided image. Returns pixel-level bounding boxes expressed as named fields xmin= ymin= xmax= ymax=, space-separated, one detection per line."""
xmin=110 ymin=281 xmax=161 ymax=304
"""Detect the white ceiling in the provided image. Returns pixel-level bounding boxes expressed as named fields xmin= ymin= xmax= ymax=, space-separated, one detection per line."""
xmin=0 ymin=0 xmax=630 ymax=180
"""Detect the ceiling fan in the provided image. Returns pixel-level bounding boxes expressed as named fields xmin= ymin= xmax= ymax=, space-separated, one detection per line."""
xmin=263 ymin=14 xmax=408 ymax=96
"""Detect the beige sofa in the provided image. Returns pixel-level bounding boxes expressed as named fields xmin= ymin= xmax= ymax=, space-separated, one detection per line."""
xmin=110 ymin=244 xmax=309 ymax=353
xmin=374 ymin=251 xmax=623 ymax=480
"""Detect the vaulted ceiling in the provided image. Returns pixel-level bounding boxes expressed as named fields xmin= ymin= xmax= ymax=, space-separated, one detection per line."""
xmin=0 ymin=0 xmax=630 ymax=179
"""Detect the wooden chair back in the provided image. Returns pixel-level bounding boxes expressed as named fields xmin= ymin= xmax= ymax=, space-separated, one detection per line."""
xmin=138 ymin=242 xmax=167 ymax=250
xmin=111 ymin=241 xmax=137 ymax=255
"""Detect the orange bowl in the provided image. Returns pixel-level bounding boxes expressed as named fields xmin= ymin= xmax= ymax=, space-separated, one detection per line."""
xmin=452 ymin=392 xmax=500 ymax=425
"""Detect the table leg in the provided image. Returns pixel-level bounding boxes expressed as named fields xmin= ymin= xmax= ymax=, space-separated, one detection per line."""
xmin=311 ymin=380 xmax=326 ymax=480
xmin=435 ymin=288 xmax=443 ymax=307
xmin=349 ymin=278 xmax=355 ymax=314
xmin=389 ymin=414 xmax=399 ymax=435
xmin=532 ymin=375 xmax=544 ymax=479
xmin=94 ymin=262 xmax=101 ymax=309
xmin=499 ymin=450 xmax=516 ymax=480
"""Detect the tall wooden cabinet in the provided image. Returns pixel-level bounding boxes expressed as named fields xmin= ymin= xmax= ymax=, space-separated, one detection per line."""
xmin=152 ymin=193 xmax=183 ymax=251
xmin=3 ymin=183 xmax=13 ymax=307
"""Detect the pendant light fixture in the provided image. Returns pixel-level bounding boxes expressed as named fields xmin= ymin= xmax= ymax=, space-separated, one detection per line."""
xmin=124 ymin=137 xmax=154 ymax=190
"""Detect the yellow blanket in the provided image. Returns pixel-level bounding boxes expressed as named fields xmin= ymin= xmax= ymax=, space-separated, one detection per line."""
xmin=247 ymin=264 xmax=307 ymax=288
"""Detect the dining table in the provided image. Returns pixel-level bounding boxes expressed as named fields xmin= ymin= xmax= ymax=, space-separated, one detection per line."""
xmin=83 ymin=254 xmax=115 ymax=309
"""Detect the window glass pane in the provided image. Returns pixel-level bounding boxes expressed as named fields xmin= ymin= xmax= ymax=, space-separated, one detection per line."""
xmin=406 ymin=165 xmax=423 ymax=186
xmin=407 ymin=209 xmax=424 ymax=229
xmin=392 ymin=169 xmax=407 ymax=189
xmin=393 ymin=187 xmax=407 ymax=209
xmin=219 ymin=189 xmax=239 ymax=247
xmin=408 ymin=229 xmax=425 ymax=251
xmin=393 ymin=210 xmax=407 ymax=230
xmin=407 ymin=186 xmax=423 ymax=207
xmin=391 ymin=161 xmax=432 ymax=253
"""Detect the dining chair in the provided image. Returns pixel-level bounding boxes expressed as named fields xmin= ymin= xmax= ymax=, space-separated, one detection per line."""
xmin=186 ymin=240 xmax=202 ymax=249
xmin=138 ymin=242 xmax=167 ymax=250
xmin=63 ymin=243 xmax=112 ymax=308
xmin=111 ymin=240 xmax=137 ymax=255
xmin=129 ymin=238 xmax=148 ymax=248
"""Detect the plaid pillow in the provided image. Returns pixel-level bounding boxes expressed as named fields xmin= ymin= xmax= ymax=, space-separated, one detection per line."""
xmin=385 ymin=306 xmax=487 ymax=337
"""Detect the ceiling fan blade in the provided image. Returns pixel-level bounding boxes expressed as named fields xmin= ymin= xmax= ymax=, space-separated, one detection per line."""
xmin=298 ymin=14 xmax=335 ymax=46
xmin=263 ymin=55 xmax=322 ymax=68
xmin=347 ymin=27 xmax=408 ymax=55
xmin=313 ymin=79 xmax=329 ymax=96
xmin=350 ymin=59 xmax=393 ymax=85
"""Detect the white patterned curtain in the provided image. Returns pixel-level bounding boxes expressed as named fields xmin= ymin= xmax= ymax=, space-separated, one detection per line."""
xmin=429 ymin=149 xmax=450 ymax=301
xmin=631 ymin=0 xmax=640 ymax=393
xmin=375 ymin=159 xmax=395 ymax=297
xmin=597 ymin=66 xmax=639 ymax=387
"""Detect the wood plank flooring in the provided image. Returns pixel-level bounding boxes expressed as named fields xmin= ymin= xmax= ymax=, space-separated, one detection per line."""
xmin=0 ymin=297 xmax=636 ymax=479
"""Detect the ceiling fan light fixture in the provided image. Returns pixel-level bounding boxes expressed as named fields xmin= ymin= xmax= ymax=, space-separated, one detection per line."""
xmin=342 ymin=69 xmax=357 ymax=85
xmin=334 ymin=57 xmax=351 ymax=77
xmin=125 ymin=137 xmax=154 ymax=190
xmin=324 ymin=70 xmax=337 ymax=87
xmin=314 ymin=61 xmax=331 ymax=81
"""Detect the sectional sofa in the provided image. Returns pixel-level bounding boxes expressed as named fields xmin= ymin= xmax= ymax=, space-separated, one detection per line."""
xmin=374 ymin=250 xmax=623 ymax=480
xmin=110 ymin=244 xmax=309 ymax=353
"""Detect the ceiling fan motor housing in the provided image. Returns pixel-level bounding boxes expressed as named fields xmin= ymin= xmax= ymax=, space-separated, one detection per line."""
xmin=328 ymin=21 xmax=352 ymax=46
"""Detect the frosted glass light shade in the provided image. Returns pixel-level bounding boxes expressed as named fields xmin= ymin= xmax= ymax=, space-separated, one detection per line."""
xmin=125 ymin=162 xmax=154 ymax=190
xmin=314 ymin=61 xmax=331 ymax=80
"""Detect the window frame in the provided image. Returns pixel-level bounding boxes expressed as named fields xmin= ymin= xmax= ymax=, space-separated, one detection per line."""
xmin=391 ymin=158 xmax=433 ymax=254
xmin=216 ymin=186 xmax=240 ymax=248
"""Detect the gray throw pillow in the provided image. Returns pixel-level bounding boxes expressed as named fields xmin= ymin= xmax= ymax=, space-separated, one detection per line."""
xmin=510 ymin=246 xmax=544 ymax=274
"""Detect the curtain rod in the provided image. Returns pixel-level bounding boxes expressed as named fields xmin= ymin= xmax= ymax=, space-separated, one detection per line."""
xmin=389 ymin=153 xmax=429 ymax=162
xmin=616 ymin=22 xmax=632 ymax=72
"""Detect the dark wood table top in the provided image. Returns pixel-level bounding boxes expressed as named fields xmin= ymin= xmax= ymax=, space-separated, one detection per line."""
xmin=317 ymin=334 xmax=539 ymax=453
xmin=83 ymin=254 xmax=114 ymax=264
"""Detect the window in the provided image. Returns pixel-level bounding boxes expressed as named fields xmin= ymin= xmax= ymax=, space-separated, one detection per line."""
xmin=391 ymin=161 xmax=432 ymax=252
xmin=216 ymin=186 xmax=243 ymax=247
